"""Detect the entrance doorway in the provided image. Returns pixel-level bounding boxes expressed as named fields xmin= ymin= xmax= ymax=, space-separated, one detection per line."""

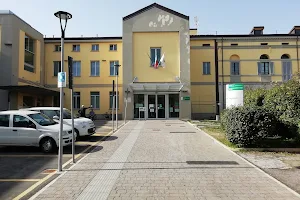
xmin=134 ymin=94 xmax=179 ymax=119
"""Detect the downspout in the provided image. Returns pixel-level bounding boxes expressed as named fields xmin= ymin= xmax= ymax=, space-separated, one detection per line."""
xmin=297 ymin=35 xmax=299 ymax=72
xmin=214 ymin=39 xmax=220 ymax=121
xmin=221 ymin=37 xmax=225 ymax=109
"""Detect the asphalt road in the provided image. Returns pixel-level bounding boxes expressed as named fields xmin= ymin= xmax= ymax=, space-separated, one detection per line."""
xmin=0 ymin=120 xmax=116 ymax=200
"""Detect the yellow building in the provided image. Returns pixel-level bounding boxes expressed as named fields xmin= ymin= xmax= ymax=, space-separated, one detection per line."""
xmin=1 ymin=3 xmax=300 ymax=120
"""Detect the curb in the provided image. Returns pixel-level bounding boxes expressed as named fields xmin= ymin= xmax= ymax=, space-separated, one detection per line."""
xmin=29 ymin=121 xmax=130 ymax=200
xmin=187 ymin=121 xmax=300 ymax=198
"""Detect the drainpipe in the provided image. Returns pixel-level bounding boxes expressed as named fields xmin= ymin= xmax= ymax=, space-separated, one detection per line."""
xmin=221 ymin=37 xmax=225 ymax=110
xmin=297 ymin=35 xmax=299 ymax=72
xmin=214 ymin=39 xmax=220 ymax=121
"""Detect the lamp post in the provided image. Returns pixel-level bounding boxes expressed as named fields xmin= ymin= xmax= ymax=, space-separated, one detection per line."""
xmin=114 ymin=64 xmax=121 ymax=129
xmin=54 ymin=11 xmax=72 ymax=172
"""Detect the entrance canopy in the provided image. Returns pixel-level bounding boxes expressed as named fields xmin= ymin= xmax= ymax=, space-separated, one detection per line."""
xmin=129 ymin=82 xmax=184 ymax=92
xmin=0 ymin=85 xmax=60 ymax=96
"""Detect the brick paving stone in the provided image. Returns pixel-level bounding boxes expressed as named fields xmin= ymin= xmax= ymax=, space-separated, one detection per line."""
xmin=31 ymin=120 xmax=300 ymax=200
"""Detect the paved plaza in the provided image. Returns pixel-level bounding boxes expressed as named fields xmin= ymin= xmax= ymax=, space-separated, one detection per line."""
xmin=30 ymin=120 xmax=300 ymax=200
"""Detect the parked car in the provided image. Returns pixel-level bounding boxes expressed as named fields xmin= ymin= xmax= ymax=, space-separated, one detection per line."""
xmin=21 ymin=107 xmax=96 ymax=140
xmin=0 ymin=110 xmax=73 ymax=153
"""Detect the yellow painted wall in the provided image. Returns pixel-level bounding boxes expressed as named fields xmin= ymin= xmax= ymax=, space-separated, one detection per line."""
xmin=133 ymin=32 xmax=179 ymax=82
xmin=190 ymin=39 xmax=215 ymax=83
xmin=191 ymin=85 xmax=215 ymax=113
xmin=44 ymin=41 xmax=122 ymax=85
xmin=18 ymin=30 xmax=41 ymax=84
xmin=190 ymin=29 xmax=197 ymax=35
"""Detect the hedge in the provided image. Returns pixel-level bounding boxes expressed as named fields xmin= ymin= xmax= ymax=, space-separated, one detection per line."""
xmin=221 ymin=106 xmax=277 ymax=147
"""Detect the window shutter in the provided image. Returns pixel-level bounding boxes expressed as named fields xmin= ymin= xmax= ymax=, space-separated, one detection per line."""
xmin=257 ymin=62 xmax=261 ymax=75
xmin=150 ymin=49 xmax=155 ymax=66
xmin=230 ymin=62 xmax=234 ymax=75
xmin=270 ymin=62 xmax=274 ymax=75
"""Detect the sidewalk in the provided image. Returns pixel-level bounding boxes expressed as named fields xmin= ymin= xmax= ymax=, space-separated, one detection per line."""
xmin=31 ymin=120 xmax=300 ymax=200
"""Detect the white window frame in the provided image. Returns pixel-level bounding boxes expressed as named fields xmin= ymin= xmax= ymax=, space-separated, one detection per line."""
xmin=91 ymin=61 xmax=100 ymax=76
xmin=150 ymin=47 xmax=161 ymax=66
xmin=110 ymin=61 xmax=119 ymax=76
xmin=109 ymin=44 xmax=117 ymax=51
xmin=91 ymin=44 xmax=99 ymax=51
xmin=203 ymin=62 xmax=211 ymax=75
xmin=73 ymin=61 xmax=81 ymax=77
xmin=73 ymin=92 xmax=80 ymax=109
xmin=24 ymin=35 xmax=35 ymax=72
xmin=72 ymin=44 xmax=80 ymax=52
xmin=54 ymin=45 xmax=61 ymax=52
xmin=90 ymin=92 xmax=100 ymax=109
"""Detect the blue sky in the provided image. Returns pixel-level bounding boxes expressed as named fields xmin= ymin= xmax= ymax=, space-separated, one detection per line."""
xmin=1 ymin=0 xmax=300 ymax=37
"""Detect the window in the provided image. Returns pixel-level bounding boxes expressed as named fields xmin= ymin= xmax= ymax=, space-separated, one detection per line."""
xmin=110 ymin=61 xmax=119 ymax=76
xmin=109 ymin=44 xmax=117 ymax=51
xmin=73 ymin=61 xmax=81 ymax=76
xmin=231 ymin=43 xmax=238 ymax=46
xmin=91 ymin=61 xmax=100 ymax=76
xmin=150 ymin=47 xmax=161 ymax=66
xmin=90 ymin=92 xmax=100 ymax=109
xmin=203 ymin=62 xmax=210 ymax=75
xmin=53 ymin=61 xmax=61 ymax=76
xmin=23 ymin=96 xmax=34 ymax=108
xmin=54 ymin=45 xmax=61 ymax=52
xmin=24 ymin=35 xmax=35 ymax=73
xmin=73 ymin=92 xmax=81 ymax=109
xmin=282 ymin=43 xmax=289 ymax=45
xmin=13 ymin=115 xmax=34 ymax=128
xmin=72 ymin=44 xmax=80 ymax=52
xmin=282 ymin=54 xmax=292 ymax=81
xmin=230 ymin=62 xmax=240 ymax=75
xmin=258 ymin=54 xmax=273 ymax=75
xmin=261 ymin=43 xmax=268 ymax=46
xmin=202 ymin=44 xmax=210 ymax=46
xmin=109 ymin=91 xmax=119 ymax=109
xmin=0 ymin=115 xmax=9 ymax=127
xmin=91 ymin=44 xmax=99 ymax=51
xmin=41 ymin=110 xmax=58 ymax=119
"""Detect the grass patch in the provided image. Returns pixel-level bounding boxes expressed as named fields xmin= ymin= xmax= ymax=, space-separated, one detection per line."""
xmin=202 ymin=126 xmax=237 ymax=149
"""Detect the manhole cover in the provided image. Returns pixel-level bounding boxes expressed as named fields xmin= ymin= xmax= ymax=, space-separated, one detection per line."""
xmin=186 ymin=161 xmax=239 ymax=165
xmin=41 ymin=169 xmax=57 ymax=174
xmin=170 ymin=132 xmax=196 ymax=133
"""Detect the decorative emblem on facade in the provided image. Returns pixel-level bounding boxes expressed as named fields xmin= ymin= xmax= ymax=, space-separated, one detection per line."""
xmin=149 ymin=14 xmax=174 ymax=28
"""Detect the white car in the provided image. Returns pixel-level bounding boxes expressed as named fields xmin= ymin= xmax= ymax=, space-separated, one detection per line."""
xmin=21 ymin=107 xmax=96 ymax=140
xmin=0 ymin=110 xmax=73 ymax=153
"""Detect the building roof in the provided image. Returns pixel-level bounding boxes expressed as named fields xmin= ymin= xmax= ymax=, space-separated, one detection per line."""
xmin=44 ymin=36 xmax=122 ymax=42
xmin=123 ymin=3 xmax=189 ymax=21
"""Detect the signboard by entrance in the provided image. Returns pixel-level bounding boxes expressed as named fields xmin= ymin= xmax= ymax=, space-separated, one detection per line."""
xmin=226 ymin=83 xmax=244 ymax=108
xmin=139 ymin=107 xmax=146 ymax=120
xmin=57 ymin=72 xmax=66 ymax=88
xmin=181 ymin=96 xmax=190 ymax=101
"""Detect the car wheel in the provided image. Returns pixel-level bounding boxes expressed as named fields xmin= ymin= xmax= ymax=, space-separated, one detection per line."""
xmin=40 ymin=137 xmax=57 ymax=153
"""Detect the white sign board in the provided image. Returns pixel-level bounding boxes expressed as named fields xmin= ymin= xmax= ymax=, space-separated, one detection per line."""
xmin=139 ymin=107 xmax=146 ymax=112
xmin=225 ymin=83 xmax=244 ymax=109
xmin=57 ymin=72 xmax=66 ymax=88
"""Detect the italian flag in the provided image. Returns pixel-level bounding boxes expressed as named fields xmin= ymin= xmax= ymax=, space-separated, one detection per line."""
xmin=154 ymin=54 xmax=159 ymax=69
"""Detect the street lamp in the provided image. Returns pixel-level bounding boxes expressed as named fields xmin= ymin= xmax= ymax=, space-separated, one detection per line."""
xmin=114 ymin=64 xmax=121 ymax=129
xmin=54 ymin=11 xmax=72 ymax=172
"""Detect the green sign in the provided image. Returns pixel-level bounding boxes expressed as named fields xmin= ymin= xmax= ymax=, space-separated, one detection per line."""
xmin=228 ymin=83 xmax=244 ymax=91
xmin=182 ymin=96 xmax=190 ymax=100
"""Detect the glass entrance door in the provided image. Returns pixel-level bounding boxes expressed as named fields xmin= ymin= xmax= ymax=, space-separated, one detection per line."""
xmin=148 ymin=95 xmax=156 ymax=119
xmin=157 ymin=95 xmax=165 ymax=118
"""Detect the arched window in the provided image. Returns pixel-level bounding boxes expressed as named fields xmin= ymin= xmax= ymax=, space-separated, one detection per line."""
xmin=230 ymin=55 xmax=240 ymax=75
xmin=260 ymin=54 xmax=269 ymax=59
xmin=281 ymin=54 xmax=290 ymax=59
xmin=258 ymin=54 xmax=273 ymax=75
xmin=281 ymin=54 xmax=292 ymax=81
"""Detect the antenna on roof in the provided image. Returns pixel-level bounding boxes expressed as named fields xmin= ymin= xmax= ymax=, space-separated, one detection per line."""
xmin=194 ymin=16 xmax=198 ymax=33
xmin=96 ymin=34 xmax=98 ymax=37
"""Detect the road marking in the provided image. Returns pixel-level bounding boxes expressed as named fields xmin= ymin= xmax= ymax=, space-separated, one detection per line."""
xmin=0 ymin=179 xmax=40 ymax=182
xmin=12 ymin=128 xmax=115 ymax=200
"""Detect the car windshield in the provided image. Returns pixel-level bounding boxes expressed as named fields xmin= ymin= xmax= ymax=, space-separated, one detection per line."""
xmin=28 ymin=113 xmax=57 ymax=126
xmin=58 ymin=109 xmax=77 ymax=119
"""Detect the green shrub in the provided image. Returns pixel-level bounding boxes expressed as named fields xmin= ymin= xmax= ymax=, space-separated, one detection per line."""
xmin=222 ymin=106 xmax=277 ymax=147
xmin=244 ymin=87 xmax=267 ymax=107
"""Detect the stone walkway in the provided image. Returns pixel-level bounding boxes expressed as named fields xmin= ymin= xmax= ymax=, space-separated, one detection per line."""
xmin=31 ymin=120 xmax=300 ymax=200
